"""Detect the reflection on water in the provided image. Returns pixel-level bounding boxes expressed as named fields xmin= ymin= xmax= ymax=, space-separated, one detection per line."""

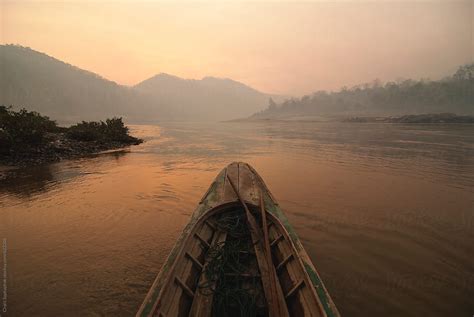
xmin=1 ymin=122 xmax=473 ymax=316
xmin=0 ymin=151 xmax=128 ymax=199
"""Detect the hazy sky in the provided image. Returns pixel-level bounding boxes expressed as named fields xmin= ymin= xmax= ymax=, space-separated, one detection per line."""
xmin=2 ymin=0 xmax=473 ymax=95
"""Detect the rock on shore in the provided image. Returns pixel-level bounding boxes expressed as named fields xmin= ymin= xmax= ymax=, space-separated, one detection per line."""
xmin=0 ymin=132 xmax=142 ymax=166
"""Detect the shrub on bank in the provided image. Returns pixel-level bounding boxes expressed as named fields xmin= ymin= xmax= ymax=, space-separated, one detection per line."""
xmin=0 ymin=105 xmax=58 ymax=147
xmin=66 ymin=117 xmax=141 ymax=143
xmin=66 ymin=121 xmax=103 ymax=141
xmin=0 ymin=129 xmax=11 ymax=154
xmin=0 ymin=106 xmax=142 ymax=156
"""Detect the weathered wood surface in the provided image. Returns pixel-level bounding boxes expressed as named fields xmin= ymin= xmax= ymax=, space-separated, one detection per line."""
xmin=227 ymin=175 xmax=289 ymax=317
xmin=188 ymin=229 xmax=228 ymax=317
xmin=260 ymin=191 xmax=290 ymax=317
xmin=246 ymin=163 xmax=340 ymax=316
xmin=136 ymin=162 xmax=340 ymax=317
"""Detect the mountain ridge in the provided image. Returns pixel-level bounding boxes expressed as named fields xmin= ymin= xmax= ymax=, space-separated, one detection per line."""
xmin=134 ymin=70 xmax=282 ymax=121
xmin=0 ymin=44 xmax=278 ymax=122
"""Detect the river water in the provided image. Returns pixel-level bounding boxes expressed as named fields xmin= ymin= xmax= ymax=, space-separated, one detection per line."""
xmin=1 ymin=121 xmax=473 ymax=316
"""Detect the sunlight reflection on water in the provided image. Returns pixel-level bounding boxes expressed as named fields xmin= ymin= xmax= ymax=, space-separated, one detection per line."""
xmin=1 ymin=121 xmax=473 ymax=316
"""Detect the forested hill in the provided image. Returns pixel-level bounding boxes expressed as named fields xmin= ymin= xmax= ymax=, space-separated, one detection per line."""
xmin=134 ymin=73 xmax=281 ymax=121
xmin=251 ymin=64 xmax=474 ymax=120
xmin=0 ymin=45 xmax=278 ymax=122
xmin=0 ymin=45 xmax=170 ymax=123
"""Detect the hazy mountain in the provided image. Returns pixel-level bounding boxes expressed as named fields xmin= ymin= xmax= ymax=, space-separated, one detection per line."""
xmin=134 ymin=73 xmax=281 ymax=121
xmin=0 ymin=45 xmax=280 ymax=122
xmin=251 ymin=64 xmax=474 ymax=120
xmin=0 ymin=44 xmax=171 ymax=123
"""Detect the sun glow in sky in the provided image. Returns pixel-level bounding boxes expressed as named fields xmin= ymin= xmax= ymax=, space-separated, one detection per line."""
xmin=2 ymin=0 xmax=472 ymax=95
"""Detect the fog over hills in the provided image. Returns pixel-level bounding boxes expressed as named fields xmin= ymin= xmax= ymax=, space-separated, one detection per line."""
xmin=0 ymin=45 xmax=169 ymax=123
xmin=0 ymin=45 xmax=277 ymax=122
xmin=3 ymin=44 xmax=470 ymax=124
xmin=134 ymin=73 xmax=280 ymax=121
xmin=250 ymin=64 xmax=474 ymax=120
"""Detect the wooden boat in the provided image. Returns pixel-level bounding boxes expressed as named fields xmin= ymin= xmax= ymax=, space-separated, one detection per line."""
xmin=137 ymin=162 xmax=340 ymax=317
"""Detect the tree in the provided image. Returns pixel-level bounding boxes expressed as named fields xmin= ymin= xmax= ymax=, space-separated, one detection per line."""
xmin=0 ymin=105 xmax=57 ymax=145
xmin=453 ymin=64 xmax=474 ymax=81
xmin=267 ymin=97 xmax=277 ymax=110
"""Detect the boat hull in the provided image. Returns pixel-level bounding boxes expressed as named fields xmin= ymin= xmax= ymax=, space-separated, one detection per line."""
xmin=137 ymin=162 xmax=340 ymax=317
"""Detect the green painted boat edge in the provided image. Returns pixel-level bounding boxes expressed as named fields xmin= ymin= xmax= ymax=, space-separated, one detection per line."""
xmin=136 ymin=162 xmax=340 ymax=317
xmin=247 ymin=163 xmax=340 ymax=317
xmin=136 ymin=169 xmax=226 ymax=316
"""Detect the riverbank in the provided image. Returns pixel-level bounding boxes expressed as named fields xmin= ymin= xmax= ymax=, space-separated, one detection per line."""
xmin=0 ymin=132 xmax=142 ymax=166
xmin=229 ymin=113 xmax=474 ymax=124
xmin=0 ymin=106 xmax=143 ymax=166
xmin=343 ymin=113 xmax=474 ymax=123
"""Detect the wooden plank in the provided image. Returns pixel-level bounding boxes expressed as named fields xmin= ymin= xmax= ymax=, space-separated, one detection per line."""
xmin=247 ymin=162 xmax=339 ymax=315
xmin=276 ymin=254 xmax=294 ymax=272
xmin=188 ymin=229 xmax=228 ymax=317
xmin=227 ymin=175 xmax=289 ymax=317
xmin=268 ymin=221 xmax=323 ymax=316
xmin=185 ymin=252 xmax=203 ymax=271
xmin=195 ymin=233 xmax=211 ymax=249
xmin=285 ymin=280 xmax=305 ymax=299
xmin=238 ymin=162 xmax=259 ymax=205
xmin=175 ymin=277 xmax=195 ymax=298
xmin=204 ymin=220 xmax=216 ymax=231
xmin=223 ymin=162 xmax=239 ymax=202
xmin=271 ymin=234 xmax=284 ymax=247
xmin=260 ymin=191 xmax=290 ymax=317
xmin=161 ymin=223 xmax=214 ymax=316
xmin=227 ymin=174 xmax=262 ymax=243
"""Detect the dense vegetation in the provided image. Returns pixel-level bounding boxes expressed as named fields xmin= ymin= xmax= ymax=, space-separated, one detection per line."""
xmin=67 ymin=118 xmax=140 ymax=143
xmin=252 ymin=64 xmax=474 ymax=119
xmin=0 ymin=106 xmax=59 ymax=151
xmin=0 ymin=106 xmax=142 ymax=163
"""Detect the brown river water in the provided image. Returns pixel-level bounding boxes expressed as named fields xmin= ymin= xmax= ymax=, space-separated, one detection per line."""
xmin=1 ymin=121 xmax=473 ymax=316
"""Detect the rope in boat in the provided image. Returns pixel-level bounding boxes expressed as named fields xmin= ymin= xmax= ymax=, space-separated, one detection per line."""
xmin=198 ymin=210 xmax=264 ymax=317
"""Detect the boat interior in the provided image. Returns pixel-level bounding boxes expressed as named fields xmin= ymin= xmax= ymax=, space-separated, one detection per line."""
xmin=152 ymin=202 xmax=325 ymax=317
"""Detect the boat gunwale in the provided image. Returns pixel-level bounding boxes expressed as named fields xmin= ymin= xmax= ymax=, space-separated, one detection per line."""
xmin=247 ymin=163 xmax=340 ymax=317
xmin=136 ymin=200 xmax=238 ymax=316
xmin=136 ymin=162 xmax=340 ymax=317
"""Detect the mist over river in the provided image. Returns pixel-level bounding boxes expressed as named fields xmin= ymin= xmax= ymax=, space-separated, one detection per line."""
xmin=1 ymin=121 xmax=473 ymax=316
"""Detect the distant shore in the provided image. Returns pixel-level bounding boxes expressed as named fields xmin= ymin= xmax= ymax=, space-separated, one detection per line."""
xmin=343 ymin=113 xmax=474 ymax=124
xmin=230 ymin=113 xmax=474 ymax=124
